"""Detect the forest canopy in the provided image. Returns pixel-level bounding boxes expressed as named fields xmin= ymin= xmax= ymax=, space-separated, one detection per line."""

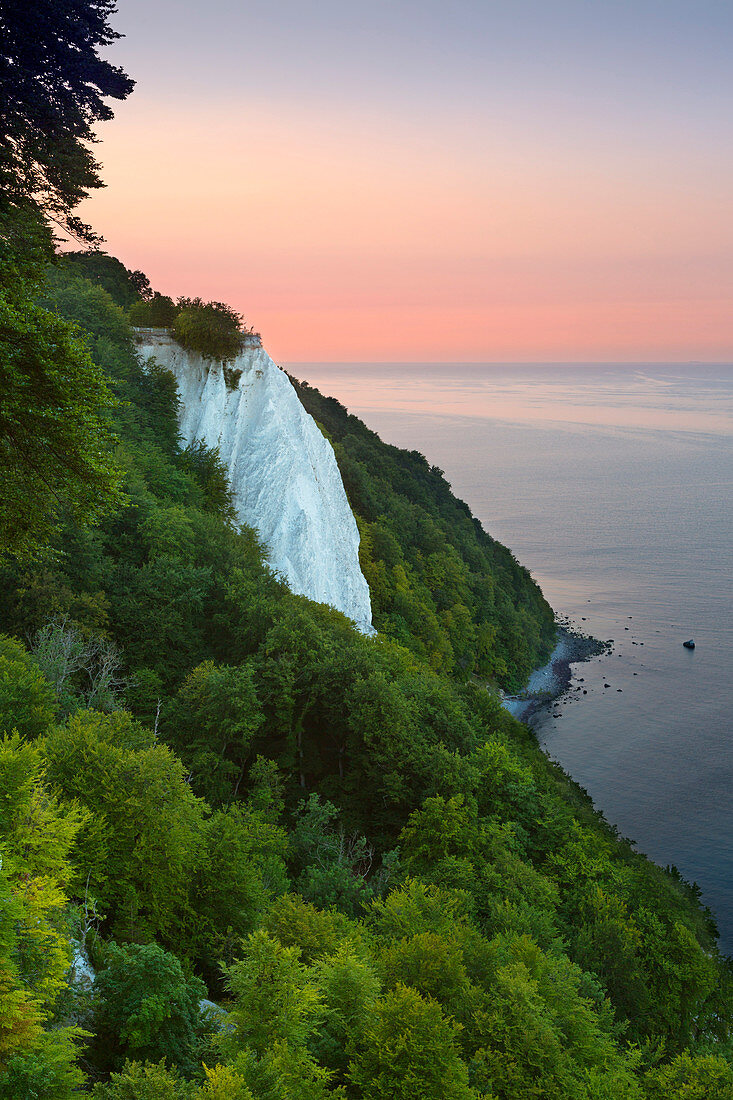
xmin=0 ymin=253 xmax=730 ymax=1098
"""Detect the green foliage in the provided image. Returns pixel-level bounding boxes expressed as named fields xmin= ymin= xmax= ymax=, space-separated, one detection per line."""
xmin=89 ymin=942 xmax=207 ymax=1076
xmin=43 ymin=709 xmax=206 ymax=943
xmin=0 ymin=1040 xmax=87 ymax=1100
xmin=0 ymin=272 xmax=125 ymax=559
xmin=60 ymin=251 xmax=148 ymax=310
xmin=466 ymin=933 xmax=644 ymax=1100
xmin=263 ymin=894 xmax=367 ymax=965
xmin=172 ymin=298 xmax=246 ymax=361
xmin=41 ymin=264 xmax=133 ymax=346
xmin=0 ymin=733 xmax=86 ymax=896
xmin=192 ymin=802 xmax=288 ymax=981
xmin=290 ymin=795 xmax=376 ymax=915
xmin=197 ymin=1064 xmax=254 ymax=1099
xmin=92 ymin=1059 xmax=195 ymax=1099
xmin=0 ymin=0 xmax=133 ymax=557
xmin=0 ymin=634 xmax=56 ymax=737
xmin=348 ymin=983 xmax=475 ymax=1100
xmin=221 ymin=931 xmax=340 ymax=1100
xmin=165 ymin=661 xmax=264 ymax=805
xmin=230 ymin=1042 xmax=338 ymax=1100
xmin=222 ymin=931 xmax=321 ymax=1057
xmin=0 ymin=0 xmax=133 ymax=239
xmin=292 ymin=376 xmax=556 ymax=691
xmin=179 ymin=440 xmax=236 ymax=521
xmin=0 ymin=733 xmax=87 ymax=1097
xmin=645 ymin=1052 xmax=733 ymax=1099
xmin=129 ymin=292 xmax=178 ymax=327
xmin=311 ymin=945 xmax=381 ymax=1077
xmin=367 ymin=878 xmax=474 ymax=941
xmin=91 ymin=1059 xmax=261 ymax=1100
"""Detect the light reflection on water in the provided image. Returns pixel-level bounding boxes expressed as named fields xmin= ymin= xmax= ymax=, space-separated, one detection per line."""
xmin=288 ymin=361 xmax=733 ymax=953
xmin=290 ymin=362 xmax=733 ymax=435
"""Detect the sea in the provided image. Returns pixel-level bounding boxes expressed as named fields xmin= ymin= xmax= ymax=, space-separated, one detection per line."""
xmin=287 ymin=362 xmax=733 ymax=955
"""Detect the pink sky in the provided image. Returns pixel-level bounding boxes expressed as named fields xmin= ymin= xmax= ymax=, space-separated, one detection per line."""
xmin=80 ymin=2 xmax=733 ymax=362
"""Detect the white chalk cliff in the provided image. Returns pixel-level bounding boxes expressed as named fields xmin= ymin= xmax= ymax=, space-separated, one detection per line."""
xmin=135 ymin=332 xmax=374 ymax=635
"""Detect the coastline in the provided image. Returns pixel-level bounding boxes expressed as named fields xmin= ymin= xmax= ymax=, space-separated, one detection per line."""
xmin=501 ymin=625 xmax=610 ymax=726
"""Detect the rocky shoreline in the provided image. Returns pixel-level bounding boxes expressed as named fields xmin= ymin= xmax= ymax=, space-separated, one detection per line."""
xmin=501 ymin=624 xmax=611 ymax=725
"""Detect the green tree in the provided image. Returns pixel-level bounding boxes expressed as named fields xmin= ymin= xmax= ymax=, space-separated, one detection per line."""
xmin=348 ymin=983 xmax=475 ymax=1100
xmin=129 ymin=292 xmax=178 ymax=327
xmin=263 ymin=894 xmax=366 ymax=966
xmin=311 ymin=945 xmax=381 ymax=1078
xmin=197 ymin=1064 xmax=254 ymax=1100
xmin=0 ymin=0 xmax=133 ymax=237
xmin=290 ymin=795 xmax=375 ymax=916
xmin=645 ymin=1052 xmax=733 ymax=1100
xmin=43 ymin=710 xmax=206 ymax=943
xmin=379 ymin=931 xmax=471 ymax=1020
xmin=164 ymin=660 xmax=264 ymax=804
xmin=173 ymin=299 xmax=246 ymax=362
xmin=179 ymin=440 xmax=236 ymax=521
xmin=192 ymin=803 xmax=288 ymax=980
xmin=230 ymin=1042 xmax=338 ymax=1100
xmin=0 ymin=287 xmax=124 ymax=559
xmin=60 ymin=251 xmax=146 ymax=310
xmin=0 ymin=0 xmax=132 ymax=559
xmin=222 ymin=931 xmax=321 ymax=1057
xmin=92 ymin=1060 xmax=195 ymax=1099
xmin=0 ymin=733 xmax=88 ymax=1097
xmin=89 ymin=942 xmax=207 ymax=1076
xmin=0 ymin=634 xmax=56 ymax=737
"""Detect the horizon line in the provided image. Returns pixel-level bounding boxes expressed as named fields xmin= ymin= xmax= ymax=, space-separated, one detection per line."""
xmin=282 ymin=359 xmax=733 ymax=366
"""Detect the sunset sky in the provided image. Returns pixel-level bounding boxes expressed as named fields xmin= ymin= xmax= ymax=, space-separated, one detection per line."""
xmin=83 ymin=0 xmax=733 ymax=362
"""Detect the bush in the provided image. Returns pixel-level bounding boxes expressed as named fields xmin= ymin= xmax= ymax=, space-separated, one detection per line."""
xmin=172 ymin=299 xmax=245 ymax=362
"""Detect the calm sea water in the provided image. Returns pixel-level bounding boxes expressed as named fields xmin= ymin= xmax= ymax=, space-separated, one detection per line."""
xmin=287 ymin=362 xmax=733 ymax=954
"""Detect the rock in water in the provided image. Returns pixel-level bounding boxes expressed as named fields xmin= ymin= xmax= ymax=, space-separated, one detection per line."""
xmin=683 ymin=639 xmax=695 ymax=649
xmin=135 ymin=333 xmax=374 ymax=635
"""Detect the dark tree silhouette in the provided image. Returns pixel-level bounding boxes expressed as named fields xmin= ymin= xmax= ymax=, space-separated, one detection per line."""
xmin=0 ymin=0 xmax=134 ymax=240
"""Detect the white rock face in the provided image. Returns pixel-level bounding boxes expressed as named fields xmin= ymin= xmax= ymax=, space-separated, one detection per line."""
xmin=69 ymin=943 xmax=95 ymax=990
xmin=135 ymin=334 xmax=374 ymax=635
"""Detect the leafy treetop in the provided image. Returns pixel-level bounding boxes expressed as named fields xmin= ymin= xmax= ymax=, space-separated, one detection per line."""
xmin=0 ymin=0 xmax=134 ymax=242
xmin=172 ymin=298 xmax=249 ymax=362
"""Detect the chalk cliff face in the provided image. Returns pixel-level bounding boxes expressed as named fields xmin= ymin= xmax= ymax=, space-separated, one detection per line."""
xmin=135 ymin=333 xmax=374 ymax=635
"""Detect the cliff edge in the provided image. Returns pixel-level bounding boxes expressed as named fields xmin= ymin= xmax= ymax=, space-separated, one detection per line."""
xmin=134 ymin=332 xmax=374 ymax=635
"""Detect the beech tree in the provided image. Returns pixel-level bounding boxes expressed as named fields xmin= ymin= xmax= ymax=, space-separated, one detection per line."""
xmin=0 ymin=0 xmax=134 ymax=238
xmin=89 ymin=943 xmax=206 ymax=1077
xmin=164 ymin=660 xmax=264 ymax=805
xmin=42 ymin=710 xmax=207 ymax=944
xmin=348 ymin=984 xmax=475 ymax=1100
xmin=0 ymin=277 xmax=125 ymax=560
xmin=0 ymin=0 xmax=133 ymax=561
xmin=172 ymin=299 xmax=246 ymax=362
xmin=0 ymin=734 xmax=87 ymax=1098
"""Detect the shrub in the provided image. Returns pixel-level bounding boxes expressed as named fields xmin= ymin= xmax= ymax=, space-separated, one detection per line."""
xmin=172 ymin=299 xmax=245 ymax=362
